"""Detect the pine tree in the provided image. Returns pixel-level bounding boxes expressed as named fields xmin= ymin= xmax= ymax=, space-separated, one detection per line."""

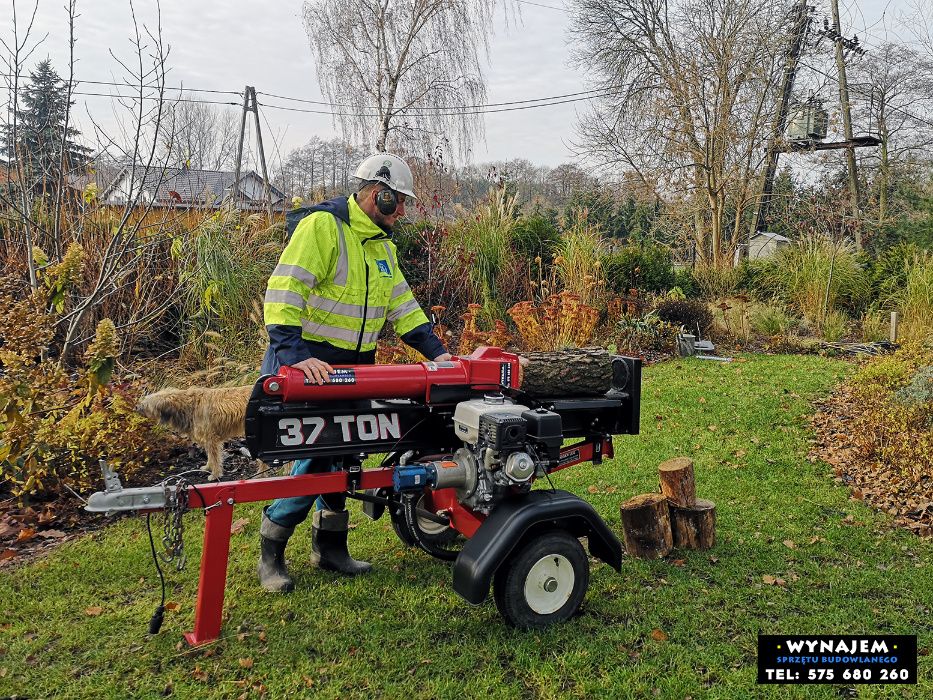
xmin=2 ymin=59 xmax=91 ymax=189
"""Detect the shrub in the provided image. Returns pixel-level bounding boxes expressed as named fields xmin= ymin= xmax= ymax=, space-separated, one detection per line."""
xmin=821 ymin=310 xmax=849 ymax=342
xmin=672 ymin=268 xmax=699 ymax=298
xmin=849 ymin=342 xmax=933 ymax=481
xmin=555 ymin=210 xmax=607 ymax=307
xmin=508 ymin=292 xmax=599 ymax=351
xmin=654 ymin=298 xmax=714 ymax=336
xmin=763 ymin=234 xmax=869 ymax=323
xmin=893 ymin=366 xmax=933 ymax=413
xmin=177 ymin=209 xmax=282 ymax=368
xmin=0 ymin=281 xmax=172 ymax=503
xmin=859 ymin=309 xmax=888 ymax=343
xmin=602 ymin=242 xmax=676 ymax=294
xmin=615 ymin=311 xmax=678 ymax=355
xmin=692 ymin=265 xmax=740 ymax=300
xmin=751 ymin=304 xmax=795 ymax=337
xmin=891 ymin=252 xmax=933 ymax=341
xmin=444 ymin=187 xmax=518 ymax=319
xmin=512 ymin=214 xmax=561 ymax=264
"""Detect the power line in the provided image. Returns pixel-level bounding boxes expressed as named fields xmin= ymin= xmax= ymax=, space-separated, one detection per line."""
xmin=1 ymin=84 xmax=617 ymax=118
xmin=255 ymin=91 xmax=613 ymax=117
xmin=255 ymin=86 xmax=607 ymax=110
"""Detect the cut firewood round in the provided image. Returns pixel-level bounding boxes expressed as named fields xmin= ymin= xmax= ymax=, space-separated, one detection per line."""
xmin=517 ymin=347 xmax=614 ymax=397
xmin=669 ymin=498 xmax=716 ymax=550
xmin=658 ymin=457 xmax=696 ymax=508
xmin=619 ymin=492 xmax=673 ymax=559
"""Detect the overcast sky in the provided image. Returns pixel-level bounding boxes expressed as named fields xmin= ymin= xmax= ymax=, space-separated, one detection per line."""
xmin=0 ymin=0 xmax=915 ymax=171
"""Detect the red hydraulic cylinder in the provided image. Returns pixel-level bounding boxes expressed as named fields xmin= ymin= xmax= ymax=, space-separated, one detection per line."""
xmin=262 ymin=346 xmax=522 ymax=402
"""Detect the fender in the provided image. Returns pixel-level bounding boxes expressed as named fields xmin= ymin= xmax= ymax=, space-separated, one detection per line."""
xmin=451 ymin=489 xmax=623 ymax=605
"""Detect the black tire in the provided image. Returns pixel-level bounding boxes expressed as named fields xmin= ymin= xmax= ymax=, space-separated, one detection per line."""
xmin=390 ymin=492 xmax=464 ymax=560
xmin=493 ymin=530 xmax=589 ymax=629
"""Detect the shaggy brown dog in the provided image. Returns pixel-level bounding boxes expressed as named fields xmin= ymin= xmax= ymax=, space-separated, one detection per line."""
xmin=137 ymin=385 xmax=253 ymax=480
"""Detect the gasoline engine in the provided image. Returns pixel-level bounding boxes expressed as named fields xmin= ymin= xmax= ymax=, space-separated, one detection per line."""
xmin=393 ymin=395 xmax=563 ymax=513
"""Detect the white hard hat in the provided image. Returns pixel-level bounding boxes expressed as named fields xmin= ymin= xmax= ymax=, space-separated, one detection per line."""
xmin=354 ymin=153 xmax=417 ymax=199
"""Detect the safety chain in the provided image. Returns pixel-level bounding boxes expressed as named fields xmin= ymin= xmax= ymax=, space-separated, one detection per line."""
xmin=160 ymin=478 xmax=189 ymax=571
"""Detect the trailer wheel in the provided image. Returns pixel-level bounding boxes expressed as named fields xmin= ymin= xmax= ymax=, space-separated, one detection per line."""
xmin=390 ymin=492 xmax=463 ymax=561
xmin=493 ymin=531 xmax=589 ymax=629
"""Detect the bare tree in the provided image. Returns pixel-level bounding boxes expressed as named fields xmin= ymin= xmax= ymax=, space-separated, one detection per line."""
xmin=157 ymin=98 xmax=239 ymax=171
xmin=849 ymin=42 xmax=933 ymax=224
xmin=302 ymin=0 xmax=508 ymax=158
xmin=569 ymin=0 xmax=786 ymax=267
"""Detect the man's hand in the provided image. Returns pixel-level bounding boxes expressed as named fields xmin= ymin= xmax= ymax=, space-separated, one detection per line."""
xmin=293 ymin=357 xmax=334 ymax=384
xmin=434 ymin=353 xmax=453 ymax=362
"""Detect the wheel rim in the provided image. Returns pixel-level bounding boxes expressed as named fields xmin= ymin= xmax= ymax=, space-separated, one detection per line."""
xmin=524 ymin=554 xmax=575 ymax=614
xmin=415 ymin=495 xmax=448 ymax=536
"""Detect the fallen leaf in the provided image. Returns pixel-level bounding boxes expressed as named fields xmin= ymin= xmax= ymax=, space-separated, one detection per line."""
xmin=762 ymin=575 xmax=786 ymax=587
xmin=708 ymin=555 xmax=719 ymax=564
xmin=164 ymin=601 xmax=180 ymax=612
xmin=38 ymin=529 xmax=67 ymax=539
xmin=15 ymin=528 xmax=36 ymax=543
xmin=650 ymin=628 xmax=668 ymax=641
xmin=238 ymin=657 xmax=254 ymax=669
xmin=37 ymin=509 xmax=57 ymax=524
xmin=192 ymin=666 xmax=209 ymax=682
xmin=0 ymin=550 xmax=16 ymax=562
xmin=698 ymin=397 xmax=707 ymax=404
xmin=302 ymin=675 xmax=314 ymax=688
xmin=586 ymin=485 xmax=599 ymax=494
xmin=84 ymin=606 xmax=104 ymax=616
xmin=671 ymin=559 xmax=686 ymax=567
xmin=782 ymin=540 xmax=797 ymax=549
xmin=0 ymin=522 xmax=19 ymax=539
xmin=707 ymin=425 xmax=718 ymax=432
xmin=258 ymin=631 xmax=267 ymax=642
xmin=230 ymin=518 xmax=250 ymax=535
xmin=734 ymin=449 xmax=747 ymax=459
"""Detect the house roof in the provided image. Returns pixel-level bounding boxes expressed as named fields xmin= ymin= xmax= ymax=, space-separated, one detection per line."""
xmin=101 ymin=165 xmax=285 ymax=207
xmin=750 ymin=231 xmax=791 ymax=243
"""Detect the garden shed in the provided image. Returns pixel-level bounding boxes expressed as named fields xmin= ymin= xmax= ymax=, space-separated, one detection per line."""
xmin=747 ymin=231 xmax=791 ymax=259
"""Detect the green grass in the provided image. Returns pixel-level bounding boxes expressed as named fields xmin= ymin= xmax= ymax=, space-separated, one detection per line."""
xmin=2 ymin=355 xmax=932 ymax=699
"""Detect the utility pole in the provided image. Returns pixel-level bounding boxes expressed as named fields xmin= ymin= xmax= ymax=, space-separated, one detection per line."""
xmin=830 ymin=0 xmax=861 ymax=247
xmin=232 ymin=86 xmax=274 ymax=219
xmin=748 ymin=0 xmax=812 ymax=244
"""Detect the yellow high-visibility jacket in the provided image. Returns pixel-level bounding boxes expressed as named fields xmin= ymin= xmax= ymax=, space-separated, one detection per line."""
xmin=264 ymin=195 xmax=444 ymax=366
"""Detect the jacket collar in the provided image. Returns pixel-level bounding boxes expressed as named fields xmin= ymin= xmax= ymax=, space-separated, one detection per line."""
xmin=349 ymin=194 xmax=391 ymax=240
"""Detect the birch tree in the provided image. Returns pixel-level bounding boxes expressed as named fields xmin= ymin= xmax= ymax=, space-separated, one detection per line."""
xmin=302 ymin=0 xmax=508 ymax=158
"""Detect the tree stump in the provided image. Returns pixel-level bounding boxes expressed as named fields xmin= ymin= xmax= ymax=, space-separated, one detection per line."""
xmin=658 ymin=457 xmax=696 ymax=507
xmin=670 ymin=499 xmax=716 ymax=550
xmin=619 ymin=493 xmax=673 ymax=559
xmin=518 ymin=347 xmax=614 ymax=397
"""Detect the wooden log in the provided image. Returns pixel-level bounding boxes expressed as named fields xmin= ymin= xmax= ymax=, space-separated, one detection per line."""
xmin=670 ymin=499 xmax=716 ymax=550
xmin=658 ymin=457 xmax=696 ymax=507
xmin=518 ymin=347 xmax=613 ymax=397
xmin=619 ymin=493 xmax=673 ymax=559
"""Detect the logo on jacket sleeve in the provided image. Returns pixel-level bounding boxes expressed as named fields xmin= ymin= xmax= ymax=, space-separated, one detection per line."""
xmin=376 ymin=259 xmax=392 ymax=277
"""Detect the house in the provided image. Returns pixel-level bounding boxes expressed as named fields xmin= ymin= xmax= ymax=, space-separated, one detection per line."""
xmin=99 ymin=165 xmax=286 ymax=211
xmin=747 ymin=231 xmax=791 ymax=260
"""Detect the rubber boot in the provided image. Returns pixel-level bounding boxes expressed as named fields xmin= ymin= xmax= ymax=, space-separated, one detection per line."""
xmin=258 ymin=513 xmax=295 ymax=593
xmin=309 ymin=510 xmax=372 ymax=576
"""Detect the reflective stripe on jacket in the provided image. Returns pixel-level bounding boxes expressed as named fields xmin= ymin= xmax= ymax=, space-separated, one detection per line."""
xmin=263 ymin=195 xmax=429 ymax=356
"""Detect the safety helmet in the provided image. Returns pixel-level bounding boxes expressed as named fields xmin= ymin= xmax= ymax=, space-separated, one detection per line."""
xmin=354 ymin=153 xmax=417 ymax=199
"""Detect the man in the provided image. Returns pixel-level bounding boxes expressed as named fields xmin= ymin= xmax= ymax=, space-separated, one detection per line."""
xmin=258 ymin=153 xmax=451 ymax=592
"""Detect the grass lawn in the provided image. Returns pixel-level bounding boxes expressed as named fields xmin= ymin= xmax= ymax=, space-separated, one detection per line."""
xmin=1 ymin=354 xmax=931 ymax=699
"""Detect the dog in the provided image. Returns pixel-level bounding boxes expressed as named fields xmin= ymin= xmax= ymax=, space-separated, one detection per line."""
xmin=137 ymin=385 xmax=253 ymax=480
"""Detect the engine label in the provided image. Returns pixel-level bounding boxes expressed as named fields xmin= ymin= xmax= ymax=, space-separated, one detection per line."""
xmin=499 ymin=362 xmax=512 ymax=388
xmin=558 ymin=448 xmax=581 ymax=466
